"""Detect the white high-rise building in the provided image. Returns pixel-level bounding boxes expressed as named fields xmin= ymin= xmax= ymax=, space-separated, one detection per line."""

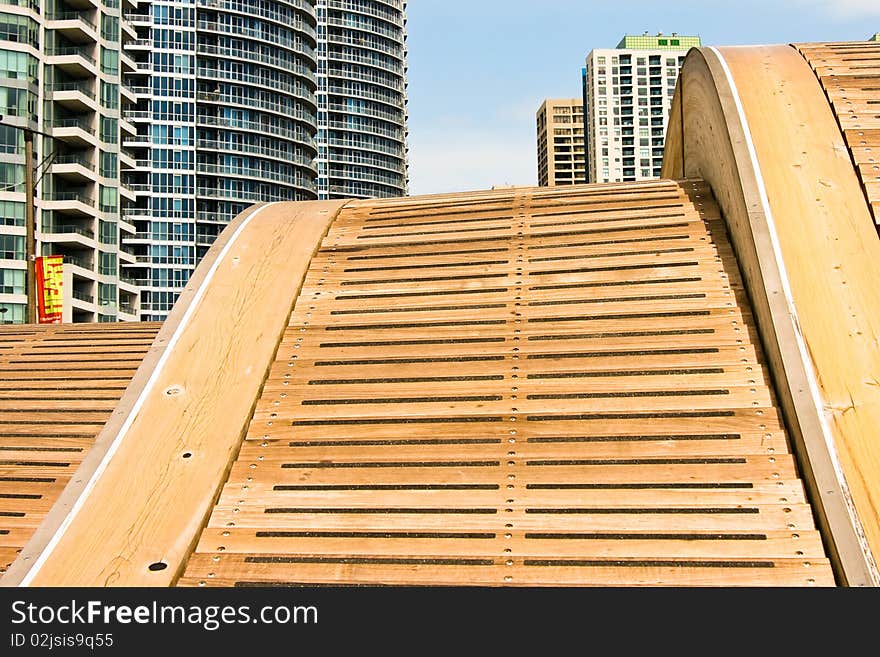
xmin=584 ymin=32 xmax=700 ymax=184
xmin=315 ymin=0 xmax=408 ymax=199
xmin=0 ymin=0 xmax=142 ymax=323
xmin=121 ymin=1 xmax=409 ymax=322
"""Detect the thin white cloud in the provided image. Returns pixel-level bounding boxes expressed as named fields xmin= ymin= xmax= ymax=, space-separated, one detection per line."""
xmin=408 ymin=129 xmax=538 ymax=196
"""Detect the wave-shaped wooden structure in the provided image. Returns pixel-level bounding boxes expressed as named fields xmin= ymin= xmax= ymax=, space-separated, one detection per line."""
xmin=2 ymin=40 xmax=879 ymax=587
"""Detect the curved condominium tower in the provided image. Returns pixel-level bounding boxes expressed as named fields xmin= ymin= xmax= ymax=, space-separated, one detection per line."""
xmin=123 ymin=0 xmax=319 ymax=320
xmin=315 ymin=0 xmax=408 ymax=199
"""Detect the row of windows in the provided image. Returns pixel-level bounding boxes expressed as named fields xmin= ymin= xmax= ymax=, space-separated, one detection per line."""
xmin=153 ymin=52 xmax=195 ymax=75
xmin=99 ymin=251 xmax=117 ymax=277
xmin=0 ymin=267 xmax=23 ymax=295
xmin=150 ymin=197 xmax=195 ymax=218
xmin=151 ymin=76 xmax=196 ymax=98
xmin=0 ymin=86 xmax=36 ymax=120
xmin=151 ymin=173 xmax=194 ymax=194
xmin=153 ymin=28 xmax=195 ymax=50
xmin=0 ymin=12 xmax=38 ymax=48
xmin=151 ymin=100 xmax=195 ymax=122
xmin=0 ymin=48 xmax=37 ymax=83
xmin=0 ymin=200 xmax=24 ymax=226
xmin=0 ymin=302 xmax=24 ymax=323
xmin=0 ymin=234 xmax=23 ymax=259
xmin=147 ymin=222 xmax=195 ymax=242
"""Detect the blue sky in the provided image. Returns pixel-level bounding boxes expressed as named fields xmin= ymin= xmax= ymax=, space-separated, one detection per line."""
xmin=405 ymin=0 xmax=880 ymax=195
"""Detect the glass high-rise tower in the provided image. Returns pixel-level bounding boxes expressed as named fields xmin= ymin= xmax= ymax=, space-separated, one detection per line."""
xmin=121 ymin=0 xmax=319 ymax=320
xmin=121 ymin=0 xmax=409 ymax=322
xmin=315 ymin=0 xmax=408 ymax=199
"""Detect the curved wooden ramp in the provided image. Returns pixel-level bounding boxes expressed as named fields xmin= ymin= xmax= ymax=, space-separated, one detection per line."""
xmin=5 ymin=39 xmax=880 ymax=588
xmin=173 ymin=182 xmax=832 ymax=587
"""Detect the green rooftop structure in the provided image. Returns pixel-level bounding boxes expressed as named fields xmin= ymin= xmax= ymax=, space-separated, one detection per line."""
xmin=616 ymin=33 xmax=702 ymax=50
xmin=870 ymin=34 xmax=879 ymax=41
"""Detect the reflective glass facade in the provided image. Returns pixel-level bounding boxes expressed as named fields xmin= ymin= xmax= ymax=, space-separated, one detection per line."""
xmin=122 ymin=0 xmax=319 ymax=320
xmin=315 ymin=0 xmax=407 ymax=199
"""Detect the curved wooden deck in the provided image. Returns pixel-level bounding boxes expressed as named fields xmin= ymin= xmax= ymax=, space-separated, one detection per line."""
xmin=3 ymin=39 xmax=880 ymax=588
xmin=665 ymin=44 xmax=880 ymax=585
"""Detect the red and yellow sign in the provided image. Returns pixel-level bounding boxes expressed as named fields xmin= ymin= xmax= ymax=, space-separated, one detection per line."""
xmin=35 ymin=255 xmax=64 ymax=324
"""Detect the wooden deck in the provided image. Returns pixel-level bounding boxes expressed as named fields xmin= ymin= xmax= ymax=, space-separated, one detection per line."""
xmin=5 ymin=39 xmax=880 ymax=588
xmin=176 ymin=181 xmax=833 ymax=587
xmin=795 ymin=41 xmax=880 ymax=225
xmin=0 ymin=322 xmax=160 ymax=577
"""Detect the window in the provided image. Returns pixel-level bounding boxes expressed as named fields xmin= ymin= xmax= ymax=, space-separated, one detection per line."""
xmin=0 ymin=200 xmax=23 ymax=226
xmin=100 ymin=151 xmax=117 ymax=179
xmin=99 ymin=185 xmax=118 ymax=214
xmin=0 ymin=13 xmax=38 ymax=48
xmin=100 ymin=81 xmax=119 ymax=110
xmin=99 ymin=220 xmax=117 ymax=245
xmin=100 ymin=48 xmax=119 ymax=76
xmin=0 ymin=86 xmax=36 ymax=119
xmin=0 ymin=49 xmax=37 ymax=82
xmin=101 ymin=14 xmax=119 ymax=42
xmin=98 ymin=251 xmax=117 ymax=276
xmin=0 ymin=234 xmax=24 ymax=259
xmin=98 ymin=283 xmax=116 ymax=307
xmin=0 ymin=162 xmax=23 ymax=192
xmin=100 ymin=116 xmax=117 ymax=143
xmin=0 ymin=268 xmax=23 ymax=294
xmin=0 ymin=302 xmax=24 ymax=324
xmin=0 ymin=124 xmax=21 ymax=154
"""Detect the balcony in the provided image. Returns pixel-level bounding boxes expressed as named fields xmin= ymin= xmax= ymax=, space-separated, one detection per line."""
xmin=45 ymin=46 xmax=98 ymax=78
xmin=119 ymin=49 xmax=137 ymax=74
xmin=122 ymin=109 xmax=151 ymax=123
xmin=126 ymin=182 xmax=151 ymax=196
xmin=43 ymin=228 xmax=96 ymax=251
xmin=118 ymin=247 xmax=137 ymax=265
xmin=118 ymin=275 xmax=141 ymax=292
xmin=118 ymin=149 xmax=137 ymax=170
xmin=47 ymin=81 xmax=97 ymax=113
xmin=120 ymin=16 xmax=137 ymax=41
xmin=118 ymin=216 xmax=137 ymax=236
xmin=119 ymin=83 xmax=140 ymax=104
xmin=123 ymin=133 xmax=151 ymax=148
xmin=71 ymin=289 xmax=95 ymax=305
xmin=51 ymin=153 xmax=97 ymax=183
xmin=45 ymin=12 xmax=99 ymax=45
xmin=42 ymin=191 xmax=96 ymax=218
xmin=118 ymin=182 xmax=137 ymax=202
xmin=122 ymin=12 xmax=151 ymax=27
xmin=49 ymin=117 xmax=96 ymax=147
xmin=126 ymin=39 xmax=152 ymax=51
xmin=61 ymin=253 xmax=94 ymax=273
xmin=119 ymin=115 xmax=137 ymax=137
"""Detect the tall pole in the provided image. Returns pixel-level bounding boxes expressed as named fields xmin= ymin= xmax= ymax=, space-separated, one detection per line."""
xmin=24 ymin=127 xmax=36 ymax=324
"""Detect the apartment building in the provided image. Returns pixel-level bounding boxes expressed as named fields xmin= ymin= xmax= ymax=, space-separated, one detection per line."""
xmin=315 ymin=0 xmax=408 ymax=199
xmin=120 ymin=0 xmax=319 ymax=321
xmin=584 ymin=32 xmax=700 ymax=183
xmin=1 ymin=1 xmax=409 ymax=324
xmin=536 ymin=98 xmax=585 ymax=186
xmin=0 ymin=0 xmax=140 ymax=323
